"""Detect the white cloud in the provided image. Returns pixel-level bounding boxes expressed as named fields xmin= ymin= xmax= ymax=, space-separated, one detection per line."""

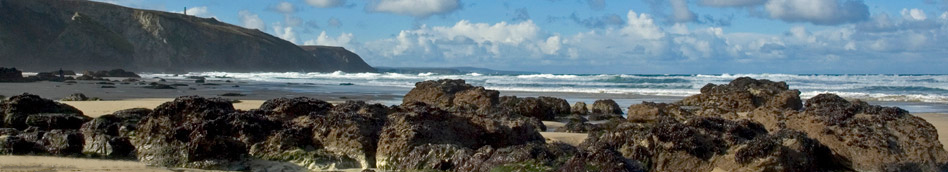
xmin=305 ymin=0 xmax=346 ymax=8
xmin=305 ymin=31 xmax=354 ymax=47
xmin=367 ymin=0 xmax=460 ymax=18
xmin=620 ymin=10 xmax=665 ymax=40
xmin=273 ymin=24 xmax=298 ymax=44
xmin=698 ymin=0 xmax=767 ymax=7
xmin=901 ymin=8 xmax=927 ymax=21
xmin=274 ymin=2 xmax=296 ymax=14
xmin=764 ymin=0 xmax=870 ymax=25
xmin=238 ymin=10 xmax=265 ymax=30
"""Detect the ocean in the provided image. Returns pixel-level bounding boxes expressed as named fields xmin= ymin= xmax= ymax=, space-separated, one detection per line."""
xmin=141 ymin=72 xmax=948 ymax=113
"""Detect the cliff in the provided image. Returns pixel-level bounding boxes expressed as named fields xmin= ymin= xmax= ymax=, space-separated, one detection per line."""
xmin=0 ymin=0 xmax=376 ymax=73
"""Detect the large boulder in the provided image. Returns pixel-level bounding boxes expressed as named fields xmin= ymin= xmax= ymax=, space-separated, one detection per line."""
xmin=0 ymin=67 xmax=29 ymax=82
xmin=0 ymin=93 xmax=86 ymax=130
xmin=582 ymin=117 xmax=848 ymax=171
xmin=258 ymin=97 xmax=333 ymax=120
xmin=571 ymin=101 xmax=589 ymax=115
xmin=375 ymin=102 xmax=545 ymax=170
xmin=402 ymin=79 xmax=499 ymax=112
xmin=780 ymin=94 xmax=948 ymax=171
xmin=679 ymin=77 xmax=802 ymax=112
xmin=132 ymin=96 xmax=254 ymax=169
xmin=591 ymin=99 xmax=623 ymax=115
xmin=81 ymin=108 xmax=149 ymax=158
xmin=0 ymin=129 xmax=85 ymax=156
xmin=499 ymin=96 xmax=571 ymax=121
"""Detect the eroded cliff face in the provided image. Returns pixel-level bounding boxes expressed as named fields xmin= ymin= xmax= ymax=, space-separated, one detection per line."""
xmin=0 ymin=0 xmax=376 ymax=73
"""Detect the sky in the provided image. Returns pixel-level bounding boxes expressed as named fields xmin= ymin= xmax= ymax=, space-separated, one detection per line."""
xmin=93 ymin=0 xmax=948 ymax=74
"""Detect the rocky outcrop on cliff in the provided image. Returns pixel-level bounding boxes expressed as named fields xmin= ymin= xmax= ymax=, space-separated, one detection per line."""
xmin=0 ymin=0 xmax=375 ymax=73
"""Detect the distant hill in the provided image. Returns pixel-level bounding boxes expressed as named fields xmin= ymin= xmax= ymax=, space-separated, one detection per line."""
xmin=0 ymin=0 xmax=375 ymax=73
xmin=376 ymin=66 xmax=538 ymax=75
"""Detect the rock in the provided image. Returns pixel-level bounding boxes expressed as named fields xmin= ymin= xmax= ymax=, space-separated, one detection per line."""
xmin=143 ymin=84 xmax=174 ymax=89
xmin=309 ymin=101 xmax=390 ymax=168
xmin=780 ymin=94 xmax=948 ymax=171
xmin=456 ymin=142 xmax=579 ymax=172
xmin=679 ymin=77 xmax=802 ymax=112
xmin=132 ymin=96 xmax=250 ymax=169
xmin=582 ymin=117 xmax=848 ymax=171
xmin=376 ymin=102 xmax=545 ymax=170
xmin=26 ymin=72 xmax=68 ymax=82
xmin=258 ymin=97 xmax=333 ymax=120
xmin=554 ymin=115 xmax=597 ymax=133
xmin=219 ymin=93 xmax=245 ymax=97
xmin=1 ymin=93 xmax=85 ymax=130
xmin=626 ymin=102 xmax=692 ymax=122
xmin=571 ymin=102 xmax=589 ymax=115
xmin=61 ymin=93 xmax=91 ymax=101
xmin=402 ymin=79 xmax=499 ymax=112
xmin=81 ymin=108 xmax=149 ymax=158
xmin=499 ymin=96 xmax=571 ymax=121
xmin=0 ymin=67 xmax=25 ymax=82
xmin=76 ymin=75 xmax=99 ymax=80
xmin=82 ymin=69 xmax=141 ymax=78
xmin=591 ymin=99 xmax=623 ymax=115
xmin=40 ymin=129 xmax=85 ymax=156
xmin=25 ymin=113 xmax=91 ymax=130
xmin=559 ymin=146 xmax=645 ymax=172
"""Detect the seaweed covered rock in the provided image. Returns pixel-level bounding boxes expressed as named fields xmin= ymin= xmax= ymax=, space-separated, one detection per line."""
xmin=680 ymin=77 xmax=802 ymax=112
xmin=554 ymin=115 xmax=597 ymax=133
xmin=782 ymin=93 xmax=948 ymax=171
xmin=402 ymin=79 xmax=499 ymax=112
xmin=375 ymin=102 xmax=546 ymax=170
xmin=558 ymin=146 xmax=645 ymax=172
xmin=258 ymin=97 xmax=333 ymax=120
xmin=626 ymin=102 xmax=692 ymax=122
xmin=0 ymin=93 xmax=86 ymax=130
xmin=24 ymin=113 xmax=91 ymax=130
xmin=591 ymin=99 xmax=623 ymax=115
xmin=582 ymin=117 xmax=848 ymax=171
xmin=132 ymin=96 xmax=254 ymax=169
xmin=81 ymin=108 xmax=149 ymax=158
xmin=0 ymin=129 xmax=85 ymax=156
xmin=499 ymin=96 xmax=571 ymax=121
xmin=82 ymin=69 xmax=141 ymax=78
xmin=61 ymin=93 xmax=96 ymax=101
xmin=309 ymin=101 xmax=389 ymax=168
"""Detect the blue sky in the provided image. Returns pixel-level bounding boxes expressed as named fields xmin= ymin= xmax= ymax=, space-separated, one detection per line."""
xmin=95 ymin=0 xmax=948 ymax=74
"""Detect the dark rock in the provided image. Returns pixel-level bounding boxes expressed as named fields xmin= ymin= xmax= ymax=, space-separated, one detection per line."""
xmin=591 ymin=99 xmax=623 ymax=115
xmin=25 ymin=113 xmax=91 ymax=130
xmin=219 ymin=93 xmax=245 ymax=97
xmin=100 ymin=85 xmax=116 ymax=88
xmin=581 ymin=116 xmax=848 ymax=171
xmin=587 ymin=113 xmax=623 ymax=121
xmin=781 ymin=93 xmax=948 ymax=171
xmin=376 ymin=102 xmax=545 ymax=170
xmin=680 ymin=77 xmax=802 ymax=112
xmin=81 ymin=108 xmax=149 ymax=158
xmin=499 ymin=96 xmax=571 ymax=121
xmin=41 ymin=129 xmax=85 ymax=156
xmin=143 ymin=84 xmax=174 ymax=89
xmin=82 ymin=69 xmax=140 ymax=78
xmin=258 ymin=97 xmax=333 ymax=120
xmin=132 ymin=96 xmax=249 ymax=169
xmin=61 ymin=93 xmax=91 ymax=101
xmin=402 ymin=79 xmax=499 ymax=112
xmin=626 ymin=102 xmax=692 ymax=122
xmin=554 ymin=115 xmax=597 ymax=133
xmin=0 ymin=67 xmax=26 ymax=82
xmin=1 ymin=93 xmax=85 ymax=130
xmin=571 ymin=102 xmax=589 ymax=115
xmin=559 ymin=146 xmax=645 ymax=172
xmin=76 ymin=75 xmax=99 ymax=80
xmin=27 ymin=72 xmax=68 ymax=82
xmin=456 ymin=143 xmax=580 ymax=172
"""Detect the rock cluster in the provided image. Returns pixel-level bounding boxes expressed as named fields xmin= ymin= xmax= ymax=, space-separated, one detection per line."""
xmin=1 ymin=77 xmax=946 ymax=171
xmin=82 ymin=69 xmax=141 ymax=78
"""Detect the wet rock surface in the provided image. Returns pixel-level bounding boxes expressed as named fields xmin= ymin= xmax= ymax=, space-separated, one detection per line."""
xmin=680 ymin=77 xmax=803 ymax=112
xmin=500 ymin=96 xmax=571 ymax=121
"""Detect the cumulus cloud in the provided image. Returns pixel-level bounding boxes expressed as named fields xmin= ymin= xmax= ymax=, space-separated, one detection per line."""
xmin=367 ymin=0 xmax=460 ymax=18
xmin=305 ymin=0 xmax=346 ymax=8
xmin=698 ymin=0 xmax=767 ymax=7
xmin=621 ymin=10 xmax=666 ymax=40
xmin=305 ymin=31 xmax=354 ymax=47
xmin=901 ymin=8 xmax=927 ymax=21
xmin=764 ymin=0 xmax=870 ymax=25
xmin=273 ymin=24 xmax=298 ymax=44
xmin=238 ymin=10 xmax=265 ymax=30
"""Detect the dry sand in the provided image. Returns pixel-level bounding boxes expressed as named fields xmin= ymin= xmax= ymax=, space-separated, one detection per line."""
xmin=916 ymin=113 xmax=948 ymax=150
xmin=0 ymin=156 xmax=208 ymax=172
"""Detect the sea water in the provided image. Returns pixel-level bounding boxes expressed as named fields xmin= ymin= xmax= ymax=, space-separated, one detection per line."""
xmin=142 ymin=72 xmax=948 ymax=113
